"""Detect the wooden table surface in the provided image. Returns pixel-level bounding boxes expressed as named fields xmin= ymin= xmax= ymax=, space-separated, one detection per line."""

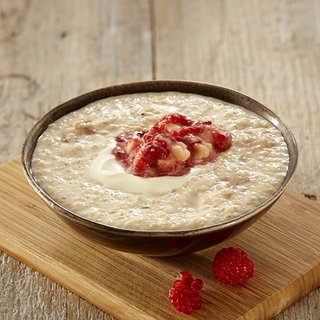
xmin=0 ymin=0 xmax=319 ymax=319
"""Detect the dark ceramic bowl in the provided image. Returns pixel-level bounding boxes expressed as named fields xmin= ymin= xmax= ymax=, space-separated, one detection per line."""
xmin=22 ymin=81 xmax=298 ymax=256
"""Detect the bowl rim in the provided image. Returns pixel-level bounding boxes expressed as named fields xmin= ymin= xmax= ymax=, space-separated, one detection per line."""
xmin=21 ymin=80 xmax=298 ymax=237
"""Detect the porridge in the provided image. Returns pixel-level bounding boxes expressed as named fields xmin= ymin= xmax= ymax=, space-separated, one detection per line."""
xmin=32 ymin=92 xmax=289 ymax=231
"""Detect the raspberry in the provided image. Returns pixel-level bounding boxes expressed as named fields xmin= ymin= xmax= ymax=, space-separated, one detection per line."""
xmin=212 ymin=129 xmax=232 ymax=152
xmin=112 ymin=113 xmax=232 ymax=177
xmin=173 ymin=124 xmax=205 ymax=137
xmin=211 ymin=247 xmax=255 ymax=285
xmin=169 ymin=271 xmax=203 ymax=315
xmin=112 ymin=147 xmax=127 ymax=161
xmin=177 ymin=271 xmax=194 ymax=285
xmin=157 ymin=113 xmax=193 ymax=129
xmin=179 ymin=134 xmax=203 ymax=147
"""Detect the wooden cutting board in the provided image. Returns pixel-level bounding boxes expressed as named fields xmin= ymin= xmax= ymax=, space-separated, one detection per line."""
xmin=0 ymin=158 xmax=319 ymax=320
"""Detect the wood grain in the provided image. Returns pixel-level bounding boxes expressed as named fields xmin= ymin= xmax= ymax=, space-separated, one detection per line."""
xmin=0 ymin=158 xmax=320 ymax=320
xmin=0 ymin=0 xmax=152 ymax=163
xmin=1 ymin=0 xmax=319 ymax=319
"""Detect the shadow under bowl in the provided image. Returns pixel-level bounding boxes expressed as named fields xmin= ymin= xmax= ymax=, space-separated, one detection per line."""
xmin=21 ymin=80 xmax=298 ymax=256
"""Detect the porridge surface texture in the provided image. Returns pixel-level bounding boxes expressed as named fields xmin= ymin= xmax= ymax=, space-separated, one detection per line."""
xmin=32 ymin=92 xmax=289 ymax=230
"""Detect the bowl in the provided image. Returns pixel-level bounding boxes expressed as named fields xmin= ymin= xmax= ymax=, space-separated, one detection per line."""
xmin=21 ymin=80 xmax=298 ymax=256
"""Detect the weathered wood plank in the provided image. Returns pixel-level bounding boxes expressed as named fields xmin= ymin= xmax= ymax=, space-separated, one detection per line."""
xmin=0 ymin=0 xmax=152 ymax=163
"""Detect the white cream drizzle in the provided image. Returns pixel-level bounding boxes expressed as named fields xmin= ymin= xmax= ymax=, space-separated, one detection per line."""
xmin=88 ymin=146 xmax=192 ymax=194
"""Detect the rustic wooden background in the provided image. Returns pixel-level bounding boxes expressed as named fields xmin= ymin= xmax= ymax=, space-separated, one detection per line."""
xmin=0 ymin=0 xmax=319 ymax=319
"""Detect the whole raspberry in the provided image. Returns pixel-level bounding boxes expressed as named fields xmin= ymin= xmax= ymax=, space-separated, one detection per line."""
xmin=211 ymin=247 xmax=255 ymax=285
xmin=169 ymin=271 xmax=203 ymax=315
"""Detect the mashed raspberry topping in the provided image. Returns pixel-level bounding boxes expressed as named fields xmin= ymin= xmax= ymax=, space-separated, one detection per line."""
xmin=112 ymin=113 xmax=232 ymax=177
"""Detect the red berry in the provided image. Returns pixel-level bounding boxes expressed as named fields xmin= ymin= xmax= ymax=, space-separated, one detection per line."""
xmin=212 ymin=130 xmax=232 ymax=152
xmin=142 ymin=143 xmax=168 ymax=161
xmin=152 ymin=133 xmax=173 ymax=151
xmin=191 ymin=278 xmax=203 ymax=291
xmin=159 ymin=113 xmax=193 ymax=128
xmin=211 ymin=247 xmax=255 ymax=285
xmin=173 ymin=124 xmax=204 ymax=137
xmin=112 ymin=113 xmax=232 ymax=177
xmin=112 ymin=147 xmax=127 ymax=161
xmin=169 ymin=272 xmax=203 ymax=315
xmin=132 ymin=155 xmax=150 ymax=174
xmin=172 ymin=279 xmax=184 ymax=288
xmin=177 ymin=271 xmax=194 ymax=285
xmin=199 ymin=120 xmax=212 ymax=125
xmin=169 ymin=285 xmax=202 ymax=315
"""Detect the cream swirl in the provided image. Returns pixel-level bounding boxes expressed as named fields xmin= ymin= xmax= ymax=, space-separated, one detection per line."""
xmin=89 ymin=146 xmax=192 ymax=194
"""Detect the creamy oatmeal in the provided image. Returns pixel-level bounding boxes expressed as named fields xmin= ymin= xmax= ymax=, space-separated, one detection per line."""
xmin=32 ymin=92 xmax=289 ymax=231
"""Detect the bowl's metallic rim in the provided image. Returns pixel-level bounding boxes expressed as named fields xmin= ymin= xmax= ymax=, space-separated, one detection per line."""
xmin=21 ymin=80 xmax=298 ymax=237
